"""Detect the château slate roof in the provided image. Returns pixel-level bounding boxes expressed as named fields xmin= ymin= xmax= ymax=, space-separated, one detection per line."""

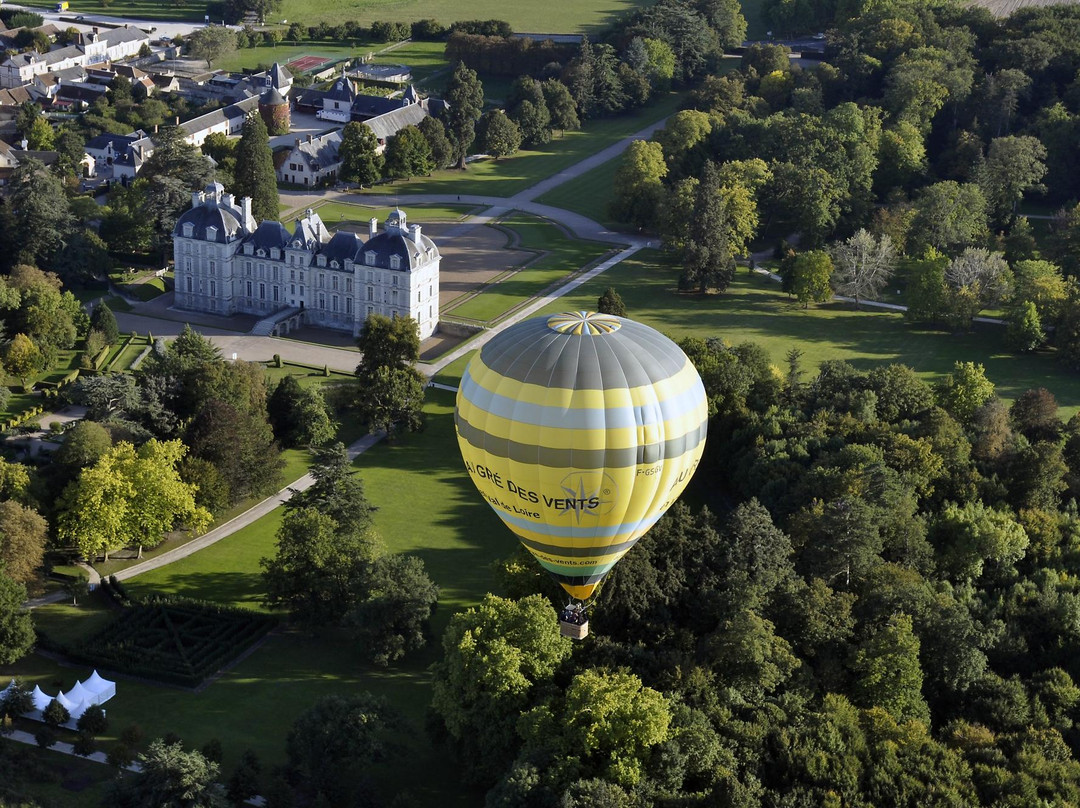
xmin=174 ymin=204 xmax=244 ymax=243
xmin=248 ymin=220 xmax=290 ymax=249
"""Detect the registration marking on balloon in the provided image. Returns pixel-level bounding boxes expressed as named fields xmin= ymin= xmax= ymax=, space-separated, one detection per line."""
xmin=455 ymin=311 xmax=709 ymax=602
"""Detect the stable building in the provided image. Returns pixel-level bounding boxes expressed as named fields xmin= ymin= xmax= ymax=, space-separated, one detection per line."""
xmin=173 ymin=184 xmax=440 ymax=339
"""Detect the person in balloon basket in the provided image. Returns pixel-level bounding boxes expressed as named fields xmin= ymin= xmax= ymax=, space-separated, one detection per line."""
xmin=560 ymin=604 xmax=587 ymax=625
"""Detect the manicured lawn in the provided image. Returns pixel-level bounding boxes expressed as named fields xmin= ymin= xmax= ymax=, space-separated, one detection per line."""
xmin=110 ymin=336 xmax=152 ymax=371
xmin=359 ymin=92 xmax=684 ymax=199
xmin=429 ymin=351 xmax=475 ymax=386
xmin=369 ymin=39 xmax=448 ymax=84
xmin=305 ymin=201 xmax=477 ymax=229
xmin=535 ymin=155 xmax=621 ymax=228
xmin=443 ymin=215 xmax=611 ymax=322
xmin=537 ymin=250 xmax=1080 ymax=417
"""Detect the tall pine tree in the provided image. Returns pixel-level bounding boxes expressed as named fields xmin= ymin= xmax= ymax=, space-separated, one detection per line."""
xmin=232 ymin=112 xmax=279 ymax=223
xmin=680 ymin=162 xmax=736 ymax=293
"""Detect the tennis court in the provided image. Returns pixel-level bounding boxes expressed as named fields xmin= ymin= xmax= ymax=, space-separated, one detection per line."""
xmin=285 ymin=55 xmax=332 ymax=73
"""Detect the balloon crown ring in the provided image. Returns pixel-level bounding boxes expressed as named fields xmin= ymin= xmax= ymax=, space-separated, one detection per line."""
xmin=546 ymin=311 xmax=622 ymax=336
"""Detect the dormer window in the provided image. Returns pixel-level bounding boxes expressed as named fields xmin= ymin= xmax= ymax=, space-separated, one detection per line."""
xmin=365 ymin=252 xmax=376 ymax=266
xmin=205 ymin=226 xmax=217 ymax=240
xmin=182 ymin=223 xmax=193 ymax=237
xmin=257 ymin=248 xmax=266 ymax=257
xmin=389 ymin=255 xmax=401 ymax=270
xmin=317 ymin=255 xmax=326 ymax=266
xmin=292 ymin=240 xmax=301 ymax=248
xmin=331 ymin=260 xmax=339 ymax=269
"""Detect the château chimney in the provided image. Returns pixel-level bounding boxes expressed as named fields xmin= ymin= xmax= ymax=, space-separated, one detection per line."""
xmin=369 ymin=217 xmax=378 ymax=238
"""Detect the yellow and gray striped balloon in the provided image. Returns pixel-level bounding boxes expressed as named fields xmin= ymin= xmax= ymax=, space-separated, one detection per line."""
xmin=454 ymin=311 xmax=708 ymax=601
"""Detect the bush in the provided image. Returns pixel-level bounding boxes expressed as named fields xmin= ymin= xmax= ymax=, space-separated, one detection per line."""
xmin=107 ymin=742 xmax=134 ymax=768
xmin=77 ymin=702 xmax=108 ymax=736
xmin=0 ymin=386 xmax=10 ymax=411
xmin=73 ymin=732 xmax=97 ymax=757
xmin=42 ymin=698 xmax=69 ymax=728
xmin=34 ymin=726 xmax=57 ymax=749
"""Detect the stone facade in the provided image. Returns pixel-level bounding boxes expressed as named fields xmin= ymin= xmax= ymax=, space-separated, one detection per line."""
xmin=172 ymin=184 xmax=440 ymax=339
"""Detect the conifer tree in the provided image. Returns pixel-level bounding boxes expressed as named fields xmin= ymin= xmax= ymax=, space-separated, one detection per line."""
xmin=232 ymin=112 xmax=279 ymax=223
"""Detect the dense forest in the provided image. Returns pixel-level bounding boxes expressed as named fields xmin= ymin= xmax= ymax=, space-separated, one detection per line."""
xmin=430 ymin=343 xmax=1080 ymax=807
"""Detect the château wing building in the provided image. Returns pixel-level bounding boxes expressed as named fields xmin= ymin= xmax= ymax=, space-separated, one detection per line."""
xmin=172 ymin=184 xmax=440 ymax=339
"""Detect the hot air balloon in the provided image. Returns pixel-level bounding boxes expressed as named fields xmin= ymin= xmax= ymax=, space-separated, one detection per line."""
xmin=454 ymin=310 xmax=709 ymax=638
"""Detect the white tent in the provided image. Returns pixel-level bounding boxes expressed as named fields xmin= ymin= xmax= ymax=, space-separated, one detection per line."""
xmin=29 ymin=685 xmax=52 ymax=719
xmin=30 ymin=685 xmax=51 ymax=712
xmin=0 ymin=679 xmax=14 ymax=701
xmin=65 ymin=681 xmax=93 ymax=706
xmin=82 ymin=670 xmax=116 ymax=704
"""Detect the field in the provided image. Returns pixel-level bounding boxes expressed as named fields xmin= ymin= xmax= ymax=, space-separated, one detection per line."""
xmin=55 ymin=0 xmax=652 ymax=32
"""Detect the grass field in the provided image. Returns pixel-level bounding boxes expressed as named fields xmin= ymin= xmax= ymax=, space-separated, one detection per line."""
xmin=360 ymin=91 xmax=684 ymax=199
xmin=59 ymin=0 xmax=652 ymax=31
xmin=444 ymin=215 xmax=611 ymax=322
xmin=304 ymin=201 xmax=477 ymax=228
xmin=535 ymin=156 xmax=620 ymax=227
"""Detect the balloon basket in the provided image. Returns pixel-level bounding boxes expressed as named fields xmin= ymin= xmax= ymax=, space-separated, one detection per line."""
xmin=560 ymin=619 xmax=589 ymax=640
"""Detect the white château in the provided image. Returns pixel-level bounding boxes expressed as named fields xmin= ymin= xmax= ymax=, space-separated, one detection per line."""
xmin=172 ymin=184 xmax=440 ymax=339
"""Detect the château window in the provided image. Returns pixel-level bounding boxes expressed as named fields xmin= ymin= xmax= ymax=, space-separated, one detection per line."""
xmin=259 ymin=283 xmax=265 ymax=300
xmin=209 ymin=261 xmax=215 ymax=274
xmin=246 ymin=281 xmax=252 ymax=297
xmin=365 ymin=252 xmax=376 ymax=266
xmin=389 ymin=255 xmax=401 ymax=270
xmin=183 ymin=223 xmax=193 ymax=237
xmin=367 ymin=287 xmax=373 ymax=301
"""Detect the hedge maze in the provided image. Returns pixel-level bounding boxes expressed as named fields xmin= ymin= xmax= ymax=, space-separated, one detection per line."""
xmin=67 ymin=579 xmax=277 ymax=688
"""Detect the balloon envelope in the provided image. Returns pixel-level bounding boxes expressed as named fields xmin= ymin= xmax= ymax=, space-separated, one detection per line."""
xmin=454 ymin=311 xmax=708 ymax=600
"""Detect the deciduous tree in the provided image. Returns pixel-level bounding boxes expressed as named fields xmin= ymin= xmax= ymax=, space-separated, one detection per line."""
xmin=476 ymin=110 xmax=521 ymax=159
xmin=187 ymin=24 xmax=238 ymax=68
xmin=0 ymin=501 xmax=46 ymax=586
xmin=431 ymin=594 xmax=573 ymax=785
xmin=0 ymin=565 xmax=33 ymax=665
xmin=791 ymin=250 xmax=834 ymax=308
xmin=854 ymin=612 xmax=930 ymax=723
xmin=338 ymin=121 xmax=383 ymax=186
xmin=830 ymin=229 xmax=897 ymax=308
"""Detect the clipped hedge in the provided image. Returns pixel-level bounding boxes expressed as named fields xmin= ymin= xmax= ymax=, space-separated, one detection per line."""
xmin=61 ymin=578 xmax=278 ymax=688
